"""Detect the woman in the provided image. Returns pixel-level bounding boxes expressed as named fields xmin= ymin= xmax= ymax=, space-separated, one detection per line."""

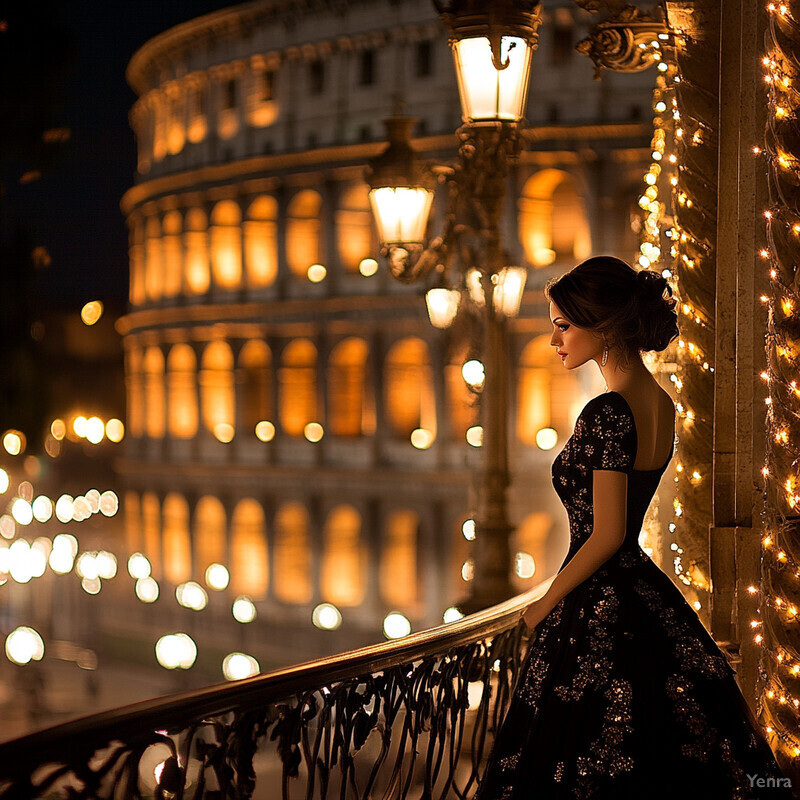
xmin=473 ymin=256 xmax=796 ymax=799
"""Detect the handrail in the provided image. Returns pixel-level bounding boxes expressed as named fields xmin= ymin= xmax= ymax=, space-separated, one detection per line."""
xmin=0 ymin=582 xmax=549 ymax=800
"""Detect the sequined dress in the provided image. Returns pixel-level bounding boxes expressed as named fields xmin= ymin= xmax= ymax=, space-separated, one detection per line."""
xmin=474 ymin=390 xmax=796 ymax=800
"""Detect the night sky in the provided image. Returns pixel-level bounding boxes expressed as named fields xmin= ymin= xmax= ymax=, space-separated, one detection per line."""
xmin=5 ymin=1 xmax=227 ymax=307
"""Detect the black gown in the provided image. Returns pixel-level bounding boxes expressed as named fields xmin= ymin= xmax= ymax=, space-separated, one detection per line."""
xmin=474 ymin=390 xmax=796 ymax=800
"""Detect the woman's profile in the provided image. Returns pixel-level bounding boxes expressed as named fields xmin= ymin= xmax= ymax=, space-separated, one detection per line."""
xmin=473 ymin=256 xmax=796 ymax=799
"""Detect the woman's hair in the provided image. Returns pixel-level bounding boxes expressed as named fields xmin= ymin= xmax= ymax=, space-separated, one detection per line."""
xmin=544 ymin=255 xmax=679 ymax=366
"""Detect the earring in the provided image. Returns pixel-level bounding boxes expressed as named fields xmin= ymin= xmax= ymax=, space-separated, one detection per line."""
xmin=601 ymin=344 xmax=609 ymax=367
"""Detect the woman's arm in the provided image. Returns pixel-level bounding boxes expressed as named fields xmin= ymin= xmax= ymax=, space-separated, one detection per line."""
xmin=523 ymin=469 xmax=628 ymax=626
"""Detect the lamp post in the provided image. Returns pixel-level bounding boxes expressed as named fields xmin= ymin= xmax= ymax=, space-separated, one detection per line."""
xmin=366 ymin=0 xmax=542 ymax=614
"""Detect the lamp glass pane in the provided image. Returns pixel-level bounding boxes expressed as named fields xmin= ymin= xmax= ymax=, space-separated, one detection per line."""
xmin=492 ymin=266 xmax=528 ymax=317
xmin=369 ymin=186 xmax=434 ymax=246
xmin=453 ymin=36 xmax=532 ymax=123
xmin=425 ymin=288 xmax=461 ymax=328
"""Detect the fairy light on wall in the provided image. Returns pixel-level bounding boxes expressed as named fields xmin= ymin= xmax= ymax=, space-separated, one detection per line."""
xmin=754 ymin=0 xmax=800 ymax=766
xmin=653 ymin=15 xmax=716 ymax=613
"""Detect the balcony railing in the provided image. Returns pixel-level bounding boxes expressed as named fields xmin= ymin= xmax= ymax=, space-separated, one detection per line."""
xmin=0 ymin=585 xmax=546 ymax=800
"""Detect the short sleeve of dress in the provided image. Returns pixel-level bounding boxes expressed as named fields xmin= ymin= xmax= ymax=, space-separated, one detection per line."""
xmin=577 ymin=394 xmax=637 ymax=473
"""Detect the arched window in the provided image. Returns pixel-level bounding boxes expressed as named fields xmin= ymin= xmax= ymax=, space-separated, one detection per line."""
xmin=274 ymin=502 xmax=313 ymax=604
xmin=162 ymin=210 xmax=183 ymax=297
xmin=511 ymin=512 xmax=553 ymax=591
xmin=163 ymin=493 xmax=192 ymax=584
xmin=193 ymin=496 xmax=226 ymax=574
xmin=516 ymin=336 xmax=552 ymax=445
xmin=184 ymin=208 xmax=210 ymax=295
xmin=286 ymin=190 xmax=322 ymax=277
xmin=167 ymin=344 xmax=198 ymax=439
xmin=336 ymin=182 xmax=375 ymax=272
xmin=145 ymin=216 xmax=163 ymax=300
xmin=129 ymin=217 xmax=146 ymax=306
xmin=231 ymin=499 xmax=268 ymax=599
xmin=153 ymin=95 xmax=167 ymax=162
xmin=210 ymin=200 xmax=243 ymax=289
xmin=144 ymin=347 xmax=166 ymax=439
xmin=321 ymin=505 xmax=365 ymax=606
xmin=517 ymin=335 xmax=578 ymax=443
xmin=237 ymin=340 xmax=273 ymax=433
xmin=244 ymin=196 xmax=278 ymax=288
xmin=125 ymin=491 xmax=141 ymax=555
xmin=445 ymin=344 xmax=478 ymax=439
xmin=518 ymin=170 xmax=591 ymax=267
xmin=142 ymin=491 xmax=162 ymax=578
xmin=167 ymin=91 xmax=186 ymax=155
xmin=380 ymin=510 xmax=419 ymax=609
xmin=126 ymin=347 xmax=145 ymax=438
xmin=384 ymin=337 xmax=436 ymax=439
xmin=328 ymin=338 xmax=371 ymax=437
xmin=278 ymin=339 xmax=318 ymax=436
xmin=200 ymin=341 xmax=235 ymax=441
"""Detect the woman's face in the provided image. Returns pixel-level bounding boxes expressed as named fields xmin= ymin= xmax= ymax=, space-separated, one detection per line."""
xmin=549 ymin=301 xmax=604 ymax=369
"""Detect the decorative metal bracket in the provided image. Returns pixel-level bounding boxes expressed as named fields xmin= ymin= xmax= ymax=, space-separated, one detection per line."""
xmin=572 ymin=0 xmax=670 ymax=78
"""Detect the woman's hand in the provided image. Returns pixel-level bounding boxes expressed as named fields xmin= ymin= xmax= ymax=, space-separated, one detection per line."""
xmin=520 ymin=598 xmax=552 ymax=631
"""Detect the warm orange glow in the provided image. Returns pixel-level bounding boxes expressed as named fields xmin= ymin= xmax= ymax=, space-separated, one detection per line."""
xmin=167 ymin=344 xmax=198 ymax=439
xmin=321 ymin=505 xmax=365 ymax=606
xmin=517 ymin=336 xmax=551 ymax=444
xmin=184 ymin=208 xmax=210 ymax=294
xmin=279 ymin=339 xmax=317 ymax=436
xmin=380 ymin=510 xmax=419 ymax=609
xmin=142 ymin=491 xmax=162 ymax=578
xmin=144 ymin=347 xmax=166 ymax=439
xmin=238 ymin=340 xmax=273 ymax=431
xmin=145 ymin=216 xmax=163 ymax=300
xmin=167 ymin=94 xmax=186 ymax=155
xmin=162 ymin=210 xmax=183 ymax=297
xmin=244 ymin=196 xmax=278 ymax=288
xmin=124 ymin=491 xmax=142 ymax=555
xmin=231 ymin=499 xmax=268 ymax=599
xmin=286 ymin=190 xmax=322 ymax=277
xmin=126 ymin=347 xmax=145 ymax=438
xmin=193 ymin=496 xmax=226 ymax=572
xmin=512 ymin=512 xmax=551 ymax=589
xmin=129 ymin=218 xmax=146 ymax=306
xmin=384 ymin=337 xmax=435 ymax=439
xmin=200 ymin=341 xmax=235 ymax=438
xmin=163 ymin=494 xmax=192 ymax=584
xmin=337 ymin=183 xmax=376 ymax=272
xmin=446 ymin=345 xmax=478 ymax=437
xmin=210 ymin=201 xmax=242 ymax=289
xmin=80 ymin=301 xmax=104 ymax=326
xmin=518 ymin=170 xmax=591 ymax=267
xmin=328 ymin=338 xmax=371 ymax=436
xmin=274 ymin=502 xmax=313 ymax=604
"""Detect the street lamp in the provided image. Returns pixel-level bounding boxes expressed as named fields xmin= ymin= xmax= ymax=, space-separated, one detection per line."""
xmin=366 ymin=0 xmax=541 ymax=614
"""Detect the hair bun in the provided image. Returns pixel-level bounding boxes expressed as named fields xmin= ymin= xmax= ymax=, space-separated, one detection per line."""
xmin=635 ymin=268 xmax=671 ymax=301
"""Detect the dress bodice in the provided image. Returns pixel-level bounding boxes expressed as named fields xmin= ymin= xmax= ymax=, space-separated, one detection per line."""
xmin=551 ymin=391 xmax=675 ymax=559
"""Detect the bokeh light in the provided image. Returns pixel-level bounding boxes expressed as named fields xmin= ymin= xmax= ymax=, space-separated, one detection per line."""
xmin=410 ymin=428 xmax=434 ymax=450
xmin=80 ymin=300 xmax=104 ymax=326
xmin=358 ymin=257 xmax=379 ymax=277
xmin=307 ymin=264 xmax=327 ymax=283
xmin=105 ymin=418 xmax=125 ymax=443
xmin=136 ymin=577 xmax=159 ymax=603
xmin=5 ymin=627 xmax=44 ymax=665
xmin=311 ymin=602 xmax=342 ymax=630
xmin=535 ymin=427 xmax=558 ymax=450
xmin=155 ymin=633 xmax=197 ymax=670
xmin=383 ymin=612 xmax=411 ymax=639
xmin=205 ymin=563 xmax=230 ymax=591
xmin=128 ymin=552 xmax=152 ymax=580
xmin=255 ymin=420 xmax=275 ymax=442
xmin=232 ymin=596 xmax=257 ymax=623
xmin=176 ymin=581 xmax=208 ymax=611
xmin=222 ymin=652 xmax=260 ymax=680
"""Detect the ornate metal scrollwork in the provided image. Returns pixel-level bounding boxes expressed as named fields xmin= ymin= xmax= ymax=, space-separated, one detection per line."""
xmin=573 ymin=0 xmax=669 ymax=78
xmin=0 ymin=608 xmax=533 ymax=800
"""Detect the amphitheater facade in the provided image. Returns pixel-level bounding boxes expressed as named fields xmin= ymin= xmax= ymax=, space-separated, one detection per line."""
xmin=118 ymin=0 xmax=657 ymax=664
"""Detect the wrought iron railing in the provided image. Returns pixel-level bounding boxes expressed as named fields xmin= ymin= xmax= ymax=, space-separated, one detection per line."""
xmin=0 ymin=585 xmax=546 ymax=800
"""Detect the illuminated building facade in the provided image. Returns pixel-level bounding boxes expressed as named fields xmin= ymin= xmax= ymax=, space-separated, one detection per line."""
xmin=118 ymin=0 xmax=657 ymax=661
